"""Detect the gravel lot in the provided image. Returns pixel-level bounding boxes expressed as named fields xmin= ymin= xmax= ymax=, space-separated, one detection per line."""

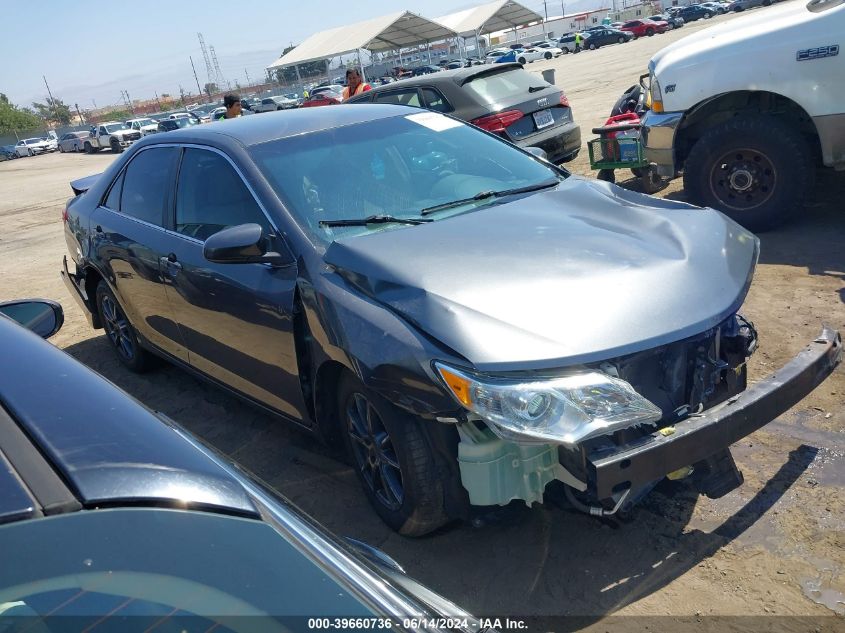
xmin=1 ymin=7 xmax=843 ymax=627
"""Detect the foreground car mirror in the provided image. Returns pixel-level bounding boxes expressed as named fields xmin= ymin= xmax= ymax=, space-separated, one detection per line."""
xmin=0 ymin=299 xmax=64 ymax=339
xmin=525 ymin=146 xmax=549 ymax=161
xmin=203 ymin=223 xmax=293 ymax=267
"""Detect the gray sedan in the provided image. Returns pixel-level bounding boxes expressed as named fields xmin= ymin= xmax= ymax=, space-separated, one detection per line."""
xmin=58 ymin=131 xmax=90 ymax=153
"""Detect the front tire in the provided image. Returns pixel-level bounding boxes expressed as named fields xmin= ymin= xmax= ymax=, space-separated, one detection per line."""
xmin=682 ymin=115 xmax=813 ymax=232
xmin=544 ymin=52 xmax=552 ymax=59
xmin=704 ymin=11 xmax=712 ymax=17
xmin=339 ymin=373 xmax=449 ymax=536
xmin=646 ymin=27 xmax=655 ymax=35
xmin=517 ymin=57 xmax=526 ymax=64
xmin=110 ymin=138 xmax=123 ymax=153
xmin=588 ymin=42 xmax=597 ymax=50
xmin=95 ymin=281 xmax=155 ymax=372
xmin=618 ymin=36 xmax=625 ymax=43
xmin=84 ymin=141 xmax=94 ymax=154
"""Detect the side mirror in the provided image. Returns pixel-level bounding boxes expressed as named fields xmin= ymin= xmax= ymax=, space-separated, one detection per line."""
xmin=203 ymin=223 xmax=293 ymax=267
xmin=525 ymin=146 xmax=549 ymax=161
xmin=0 ymin=299 xmax=64 ymax=339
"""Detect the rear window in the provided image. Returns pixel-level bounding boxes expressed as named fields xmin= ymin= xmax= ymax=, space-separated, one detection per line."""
xmin=463 ymin=68 xmax=552 ymax=104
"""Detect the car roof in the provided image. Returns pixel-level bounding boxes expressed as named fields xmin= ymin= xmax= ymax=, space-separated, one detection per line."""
xmin=136 ymin=103 xmax=424 ymax=148
xmin=0 ymin=315 xmax=259 ymax=524
xmin=352 ymin=62 xmax=524 ymax=95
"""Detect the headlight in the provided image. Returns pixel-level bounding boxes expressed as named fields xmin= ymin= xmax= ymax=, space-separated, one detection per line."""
xmin=648 ymin=72 xmax=664 ymax=113
xmin=434 ymin=362 xmax=662 ymax=447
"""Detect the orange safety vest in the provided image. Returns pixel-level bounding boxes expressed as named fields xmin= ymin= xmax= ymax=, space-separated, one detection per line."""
xmin=342 ymin=83 xmax=370 ymax=100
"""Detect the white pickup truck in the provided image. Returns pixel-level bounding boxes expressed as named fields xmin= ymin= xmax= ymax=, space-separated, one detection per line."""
xmin=641 ymin=0 xmax=843 ymax=231
xmin=82 ymin=122 xmax=142 ymax=154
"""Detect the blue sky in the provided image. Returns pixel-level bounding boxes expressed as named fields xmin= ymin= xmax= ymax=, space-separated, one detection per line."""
xmin=0 ymin=0 xmax=573 ymax=110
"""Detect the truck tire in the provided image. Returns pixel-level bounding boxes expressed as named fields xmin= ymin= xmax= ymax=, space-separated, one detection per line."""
xmin=682 ymin=115 xmax=813 ymax=232
xmin=338 ymin=372 xmax=449 ymax=536
xmin=95 ymin=281 xmax=155 ymax=373
xmin=84 ymin=141 xmax=94 ymax=154
xmin=110 ymin=138 xmax=123 ymax=153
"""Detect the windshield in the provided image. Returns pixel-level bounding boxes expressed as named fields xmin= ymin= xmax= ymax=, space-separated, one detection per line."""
xmin=250 ymin=112 xmax=562 ymax=244
xmin=105 ymin=123 xmax=130 ymax=133
xmin=24 ymin=138 xmax=42 ymax=144
xmin=463 ymin=68 xmax=552 ymax=104
xmin=134 ymin=118 xmax=155 ymax=126
xmin=0 ymin=509 xmax=375 ymax=627
xmin=174 ymin=118 xmax=198 ymax=128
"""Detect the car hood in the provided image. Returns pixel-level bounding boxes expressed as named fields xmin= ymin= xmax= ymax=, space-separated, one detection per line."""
xmin=324 ymin=177 xmax=759 ymax=372
xmin=650 ymin=0 xmax=822 ymax=75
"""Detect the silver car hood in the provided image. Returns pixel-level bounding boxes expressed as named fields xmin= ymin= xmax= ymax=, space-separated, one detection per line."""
xmin=324 ymin=177 xmax=759 ymax=372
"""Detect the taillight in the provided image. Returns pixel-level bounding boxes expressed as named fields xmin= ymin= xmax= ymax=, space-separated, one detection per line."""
xmin=471 ymin=110 xmax=524 ymax=134
xmin=62 ymin=208 xmax=69 ymax=223
xmin=559 ymin=93 xmax=570 ymax=108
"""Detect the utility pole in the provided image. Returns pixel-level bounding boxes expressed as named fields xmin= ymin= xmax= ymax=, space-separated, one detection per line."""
xmin=154 ymin=91 xmax=162 ymax=111
xmin=121 ymin=90 xmax=135 ymax=115
xmin=544 ymin=0 xmax=549 ymax=19
xmin=42 ymin=75 xmax=57 ymax=124
xmin=245 ymin=68 xmax=251 ymax=87
xmin=189 ymin=56 xmax=204 ymax=102
xmin=74 ymin=103 xmax=84 ymax=125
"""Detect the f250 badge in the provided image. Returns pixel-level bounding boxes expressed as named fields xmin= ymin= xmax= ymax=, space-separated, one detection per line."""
xmin=796 ymin=45 xmax=839 ymax=61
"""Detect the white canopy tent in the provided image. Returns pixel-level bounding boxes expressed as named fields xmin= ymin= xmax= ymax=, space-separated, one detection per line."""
xmin=266 ymin=11 xmax=458 ymax=77
xmin=435 ymin=0 xmax=545 ymax=53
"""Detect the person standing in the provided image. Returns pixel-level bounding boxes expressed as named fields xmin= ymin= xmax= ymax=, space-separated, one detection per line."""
xmin=218 ymin=93 xmax=242 ymax=120
xmin=574 ymin=32 xmax=583 ymax=52
xmin=341 ymin=68 xmax=371 ymax=101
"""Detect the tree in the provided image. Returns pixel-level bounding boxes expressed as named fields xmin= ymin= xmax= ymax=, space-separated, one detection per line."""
xmin=161 ymin=93 xmax=171 ymax=98
xmin=0 ymin=94 xmax=43 ymax=134
xmin=32 ymin=96 xmax=72 ymax=125
xmin=204 ymin=82 xmax=218 ymax=96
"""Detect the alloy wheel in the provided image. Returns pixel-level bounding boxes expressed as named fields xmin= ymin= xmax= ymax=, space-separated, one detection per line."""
xmin=346 ymin=393 xmax=404 ymax=511
xmin=709 ymin=148 xmax=777 ymax=211
xmin=101 ymin=295 xmax=135 ymax=361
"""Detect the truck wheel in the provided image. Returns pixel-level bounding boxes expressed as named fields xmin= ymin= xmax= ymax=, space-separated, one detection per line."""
xmin=683 ymin=115 xmax=813 ymax=232
xmin=95 ymin=281 xmax=154 ymax=373
xmin=84 ymin=142 xmax=94 ymax=154
xmin=110 ymin=138 xmax=123 ymax=153
xmin=597 ymin=169 xmax=616 ymax=184
xmin=338 ymin=372 xmax=449 ymax=536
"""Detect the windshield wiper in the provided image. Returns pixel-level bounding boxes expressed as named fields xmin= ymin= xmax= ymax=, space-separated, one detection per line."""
xmin=420 ymin=179 xmax=560 ymax=216
xmin=318 ymin=214 xmax=433 ymax=227
xmin=528 ymin=86 xmax=546 ymax=93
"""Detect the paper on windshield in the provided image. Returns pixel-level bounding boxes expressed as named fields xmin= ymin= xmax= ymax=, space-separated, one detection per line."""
xmin=405 ymin=112 xmax=463 ymax=132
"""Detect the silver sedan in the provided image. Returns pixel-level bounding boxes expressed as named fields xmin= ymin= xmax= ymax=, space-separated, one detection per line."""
xmin=58 ymin=131 xmax=91 ymax=153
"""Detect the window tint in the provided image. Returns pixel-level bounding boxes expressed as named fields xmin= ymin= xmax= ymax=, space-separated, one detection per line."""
xmin=119 ymin=147 xmax=178 ymax=225
xmin=374 ymin=90 xmax=421 ymax=107
xmin=104 ymin=171 xmax=124 ymax=210
xmin=99 ymin=126 xmax=107 ymax=135
xmin=175 ymin=148 xmax=269 ymax=240
xmin=464 ymin=68 xmax=552 ymax=104
xmin=421 ymin=88 xmax=453 ymax=113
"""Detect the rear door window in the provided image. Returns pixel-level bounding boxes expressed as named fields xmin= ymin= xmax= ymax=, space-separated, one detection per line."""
xmin=118 ymin=147 xmax=179 ymax=226
xmin=373 ymin=89 xmax=422 ymax=107
xmin=463 ymin=68 xmax=552 ymax=104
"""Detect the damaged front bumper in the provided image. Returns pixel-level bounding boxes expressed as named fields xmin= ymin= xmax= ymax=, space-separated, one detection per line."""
xmin=587 ymin=327 xmax=842 ymax=499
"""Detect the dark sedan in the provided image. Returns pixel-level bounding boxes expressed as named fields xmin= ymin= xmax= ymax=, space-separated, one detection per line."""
xmin=579 ymin=27 xmax=633 ymax=49
xmin=0 ymin=298 xmax=481 ymax=628
xmin=61 ymin=107 xmax=841 ymax=535
xmin=346 ymin=63 xmax=581 ymax=164
xmin=670 ymin=4 xmax=716 ymax=20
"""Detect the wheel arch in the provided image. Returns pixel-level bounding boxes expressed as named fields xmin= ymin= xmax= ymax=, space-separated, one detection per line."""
xmin=674 ymin=90 xmax=822 ymax=169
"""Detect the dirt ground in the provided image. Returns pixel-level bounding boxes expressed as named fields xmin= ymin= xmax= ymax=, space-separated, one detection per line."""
xmin=1 ymin=8 xmax=843 ymax=628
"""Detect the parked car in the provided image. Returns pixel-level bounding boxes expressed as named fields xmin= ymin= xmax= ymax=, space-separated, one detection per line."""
xmin=484 ymin=48 xmax=511 ymax=62
xmin=620 ymin=18 xmax=669 ymax=37
xmin=0 ymin=144 xmax=18 ymax=160
xmin=125 ymin=117 xmax=159 ymax=136
xmin=672 ymin=4 xmax=716 ymax=20
xmin=57 ymin=131 xmax=90 ymax=152
xmin=300 ymin=85 xmax=344 ymax=107
xmin=412 ymin=64 xmax=442 ymax=75
xmin=558 ymin=33 xmax=586 ymax=53
xmin=43 ymin=136 xmax=59 ymax=152
xmin=254 ymin=95 xmax=299 ymax=112
xmin=0 ymin=298 xmax=483 ymax=627
xmin=347 ymin=63 xmax=580 ymax=163
xmin=580 ymin=27 xmax=633 ymax=49
xmin=156 ymin=117 xmax=201 ymax=132
xmin=516 ymin=47 xmax=558 ymax=63
xmin=531 ymin=41 xmax=565 ymax=56
xmin=649 ymin=13 xmax=685 ymax=28
xmin=14 ymin=137 xmax=53 ymax=157
xmin=728 ymin=0 xmax=772 ymax=10
xmin=61 ymin=106 xmax=841 ymax=535
xmin=641 ymin=0 xmax=843 ymax=230
xmin=700 ymin=1 xmax=728 ymax=12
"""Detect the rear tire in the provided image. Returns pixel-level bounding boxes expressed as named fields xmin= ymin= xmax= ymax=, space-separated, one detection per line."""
xmin=339 ymin=372 xmax=449 ymax=536
xmin=589 ymin=42 xmax=597 ymax=50
xmin=95 ymin=281 xmax=155 ymax=373
xmin=597 ymin=169 xmax=616 ymax=184
xmin=59 ymin=145 xmax=64 ymax=153
xmin=646 ymin=27 xmax=655 ymax=35
xmin=682 ymin=115 xmax=813 ymax=232
xmin=617 ymin=36 xmax=625 ymax=43
xmin=517 ymin=57 xmax=526 ymax=64
xmin=544 ymin=52 xmax=552 ymax=59
xmin=704 ymin=11 xmax=712 ymax=17
xmin=562 ymin=47 xmax=570 ymax=54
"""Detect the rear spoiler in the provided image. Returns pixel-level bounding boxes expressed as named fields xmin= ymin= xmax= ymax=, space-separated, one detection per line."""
xmin=457 ymin=62 xmax=524 ymax=86
xmin=70 ymin=173 xmax=102 ymax=196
